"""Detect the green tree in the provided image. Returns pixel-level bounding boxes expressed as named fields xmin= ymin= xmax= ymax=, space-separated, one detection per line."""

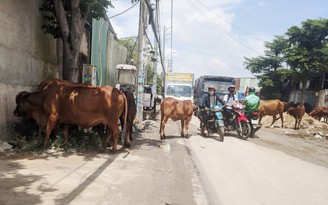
xmin=156 ymin=74 xmax=163 ymax=95
xmin=119 ymin=37 xmax=138 ymax=65
xmin=284 ymin=18 xmax=328 ymax=103
xmin=40 ymin=0 xmax=112 ymax=82
xmin=244 ymin=35 xmax=290 ymax=100
xmin=145 ymin=64 xmax=153 ymax=85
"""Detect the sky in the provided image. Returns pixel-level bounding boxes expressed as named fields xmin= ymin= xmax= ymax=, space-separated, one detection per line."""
xmin=107 ymin=0 xmax=328 ymax=80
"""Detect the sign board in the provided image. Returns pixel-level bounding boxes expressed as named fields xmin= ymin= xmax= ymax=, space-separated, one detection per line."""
xmin=165 ymin=73 xmax=193 ymax=82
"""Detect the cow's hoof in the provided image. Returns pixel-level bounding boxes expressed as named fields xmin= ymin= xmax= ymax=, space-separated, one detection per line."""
xmin=124 ymin=143 xmax=131 ymax=148
xmin=160 ymin=136 xmax=166 ymax=140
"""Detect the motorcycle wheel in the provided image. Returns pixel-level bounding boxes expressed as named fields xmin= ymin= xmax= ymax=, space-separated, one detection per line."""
xmin=200 ymin=122 xmax=207 ymax=136
xmin=237 ymin=121 xmax=251 ymax=140
xmin=217 ymin=126 xmax=224 ymax=142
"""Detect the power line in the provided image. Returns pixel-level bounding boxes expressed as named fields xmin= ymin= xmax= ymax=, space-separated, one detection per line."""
xmin=108 ymin=1 xmax=139 ymax=19
xmin=194 ymin=0 xmax=265 ymax=42
xmin=189 ymin=0 xmax=261 ymax=55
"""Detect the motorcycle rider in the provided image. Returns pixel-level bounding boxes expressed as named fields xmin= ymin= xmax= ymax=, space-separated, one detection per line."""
xmin=200 ymin=85 xmax=225 ymax=135
xmin=244 ymin=87 xmax=260 ymax=117
xmin=223 ymin=85 xmax=238 ymax=128
xmin=223 ymin=85 xmax=238 ymax=106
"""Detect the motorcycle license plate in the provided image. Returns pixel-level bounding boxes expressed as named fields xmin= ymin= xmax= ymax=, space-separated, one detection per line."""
xmin=252 ymin=119 xmax=258 ymax=125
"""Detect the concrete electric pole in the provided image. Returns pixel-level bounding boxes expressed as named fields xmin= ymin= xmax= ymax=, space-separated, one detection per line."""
xmin=136 ymin=0 xmax=148 ymax=122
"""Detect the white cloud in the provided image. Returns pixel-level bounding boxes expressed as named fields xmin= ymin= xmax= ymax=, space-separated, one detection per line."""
xmin=108 ymin=0 xmax=265 ymax=79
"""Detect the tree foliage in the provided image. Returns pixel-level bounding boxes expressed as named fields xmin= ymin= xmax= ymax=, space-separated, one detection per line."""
xmin=40 ymin=0 xmax=113 ymax=82
xmin=244 ymin=18 xmax=328 ymax=103
xmin=118 ymin=37 xmax=138 ymax=65
xmin=244 ymin=35 xmax=289 ymax=100
xmin=284 ymin=18 xmax=328 ymax=103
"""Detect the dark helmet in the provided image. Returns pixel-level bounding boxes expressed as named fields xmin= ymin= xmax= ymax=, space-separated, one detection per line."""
xmin=249 ymin=87 xmax=256 ymax=93
xmin=228 ymin=85 xmax=235 ymax=92
xmin=208 ymin=85 xmax=216 ymax=91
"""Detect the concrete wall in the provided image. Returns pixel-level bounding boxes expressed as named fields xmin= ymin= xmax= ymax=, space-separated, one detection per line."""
xmin=0 ymin=0 xmax=58 ymax=140
xmin=106 ymin=32 xmax=127 ymax=87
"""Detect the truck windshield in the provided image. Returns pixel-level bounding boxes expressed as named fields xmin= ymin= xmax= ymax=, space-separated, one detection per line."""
xmin=118 ymin=70 xmax=136 ymax=85
xmin=204 ymin=81 xmax=231 ymax=93
xmin=166 ymin=85 xmax=192 ymax=97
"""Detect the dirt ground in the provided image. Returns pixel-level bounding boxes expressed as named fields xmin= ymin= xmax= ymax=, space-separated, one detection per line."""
xmin=0 ymin=119 xmax=208 ymax=205
xmin=0 ymin=112 xmax=328 ymax=204
xmin=260 ymin=112 xmax=328 ymax=137
xmin=250 ymin=113 xmax=328 ymax=168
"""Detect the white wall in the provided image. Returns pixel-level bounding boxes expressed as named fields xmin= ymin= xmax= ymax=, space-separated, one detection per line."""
xmin=0 ymin=0 xmax=58 ymax=140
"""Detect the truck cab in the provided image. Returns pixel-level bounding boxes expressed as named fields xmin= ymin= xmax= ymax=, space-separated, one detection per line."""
xmin=164 ymin=72 xmax=194 ymax=101
xmin=165 ymin=83 xmax=193 ymax=101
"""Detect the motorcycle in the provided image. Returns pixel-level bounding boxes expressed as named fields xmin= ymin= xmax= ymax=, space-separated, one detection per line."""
xmin=223 ymin=103 xmax=251 ymax=140
xmin=246 ymin=111 xmax=261 ymax=138
xmin=198 ymin=104 xmax=225 ymax=142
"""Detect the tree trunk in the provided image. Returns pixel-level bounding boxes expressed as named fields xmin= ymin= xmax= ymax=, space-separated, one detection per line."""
xmin=62 ymin=40 xmax=80 ymax=82
xmin=300 ymin=81 xmax=306 ymax=105
xmin=52 ymin=0 xmax=84 ymax=82
xmin=56 ymin=38 xmax=63 ymax=79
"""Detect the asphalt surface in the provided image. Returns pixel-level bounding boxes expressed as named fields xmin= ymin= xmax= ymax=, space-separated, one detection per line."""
xmin=1 ymin=116 xmax=328 ymax=205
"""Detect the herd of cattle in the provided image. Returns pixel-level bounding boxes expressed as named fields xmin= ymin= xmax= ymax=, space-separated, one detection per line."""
xmin=258 ymin=99 xmax=328 ymax=130
xmin=159 ymin=98 xmax=328 ymax=140
xmin=13 ymin=79 xmax=328 ymax=153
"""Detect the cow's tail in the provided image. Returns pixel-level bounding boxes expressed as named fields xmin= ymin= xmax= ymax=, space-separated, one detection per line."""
xmin=121 ymin=92 xmax=128 ymax=142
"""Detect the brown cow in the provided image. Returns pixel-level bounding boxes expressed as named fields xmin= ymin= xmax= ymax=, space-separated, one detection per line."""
xmin=309 ymin=106 xmax=328 ymax=121
xmin=14 ymin=79 xmax=93 ymax=144
xmin=287 ymin=104 xmax=305 ymax=129
xmin=159 ymin=97 xmax=194 ymax=140
xmin=258 ymin=100 xmax=285 ymax=127
xmin=13 ymin=85 xmax=127 ymax=152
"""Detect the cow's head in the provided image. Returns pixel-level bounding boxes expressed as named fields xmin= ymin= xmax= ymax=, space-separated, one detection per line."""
xmin=13 ymin=91 xmax=30 ymax=117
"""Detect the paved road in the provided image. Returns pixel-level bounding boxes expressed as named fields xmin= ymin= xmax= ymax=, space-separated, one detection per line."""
xmin=1 ymin=117 xmax=328 ymax=205
xmin=186 ymin=117 xmax=328 ymax=205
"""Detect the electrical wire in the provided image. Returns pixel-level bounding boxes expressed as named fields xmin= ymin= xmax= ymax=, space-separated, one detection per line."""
xmin=189 ymin=0 xmax=261 ymax=55
xmin=194 ymin=0 xmax=266 ymax=42
xmin=108 ymin=1 xmax=139 ymax=19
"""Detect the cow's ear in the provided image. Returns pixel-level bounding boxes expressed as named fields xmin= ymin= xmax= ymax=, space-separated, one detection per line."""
xmin=18 ymin=91 xmax=29 ymax=102
xmin=16 ymin=91 xmax=26 ymax=103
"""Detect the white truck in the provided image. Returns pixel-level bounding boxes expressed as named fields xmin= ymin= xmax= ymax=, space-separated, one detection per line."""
xmin=164 ymin=72 xmax=194 ymax=101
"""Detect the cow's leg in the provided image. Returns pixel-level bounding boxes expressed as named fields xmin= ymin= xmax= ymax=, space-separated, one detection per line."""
xmin=184 ymin=116 xmax=192 ymax=138
xmin=160 ymin=115 xmax=169 ymax=140
xmin=270 ymin=115 xmax=277 ymax=126
xmin=279 ymin=112 xmax=284 ymax=128
xmin=124 ymin=122 xmax=131 ymax=148
xmin=180 ymin=119 xmax=185 ymax=137
xmin=104 ymin=121 xmax=118 ymax=153
xmin=38 ymin=125 xmax=42 ymax=139
xmin=102 ymin=126 xmax=111 ymax=148
xmin=297 ymin=117 xmax=302 ymax=129
xmin=258 ymin=116 xmax=263 ymax=126
xmin=44 ymin=116 xmax=57 ymax=147
xmin=293 ymin=117 xmax=297 ymax=130
xmin=62 ymin=124 xmax=69 ymax=145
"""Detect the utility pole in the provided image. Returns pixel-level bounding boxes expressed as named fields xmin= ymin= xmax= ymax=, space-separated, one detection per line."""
xmin=136 ymin=0 xmax=148 ymax=122
xmin=163 ymin=26 xmax=171 ymax=72
xmin=170 ymin=0 xmax=173 ymax=72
